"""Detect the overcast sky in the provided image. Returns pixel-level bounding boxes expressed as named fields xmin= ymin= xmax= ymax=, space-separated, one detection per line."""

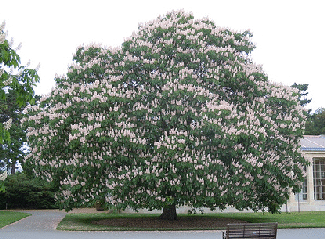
xmin=1 ymin=0 xmax=324 ymax=112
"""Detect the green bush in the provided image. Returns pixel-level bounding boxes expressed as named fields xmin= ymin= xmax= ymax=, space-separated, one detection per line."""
xmin=0 ymin=173 xmax=57 ymax=209
xmin=0 ymin=180 xmax=5 ymax=210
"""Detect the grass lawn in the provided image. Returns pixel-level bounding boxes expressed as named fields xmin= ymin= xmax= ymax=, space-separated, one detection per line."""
xmin=57 ymin=211 xmax=325 ymax=231
xmin=0 ymin=211 xmax=30 ymax=228
xmin=216 ymin=211 xmax=325 ymax=228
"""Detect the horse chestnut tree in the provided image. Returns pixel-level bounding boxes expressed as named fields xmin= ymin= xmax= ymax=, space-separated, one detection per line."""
xmin=22 ymin=10 xmax=308 ymax=220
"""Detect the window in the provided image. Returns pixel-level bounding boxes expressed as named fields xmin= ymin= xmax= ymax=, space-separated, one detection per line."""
xmin=313 ymin=158 xmax=325 ymax=200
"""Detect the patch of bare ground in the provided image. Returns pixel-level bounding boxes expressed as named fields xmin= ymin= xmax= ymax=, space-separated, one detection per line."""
xmin=92 ymin=216 xmax=246 ymax=230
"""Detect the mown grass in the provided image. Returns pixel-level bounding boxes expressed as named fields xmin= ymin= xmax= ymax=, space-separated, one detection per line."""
xmin=57 ymin=211 xmax=325 ymax=231
xmin=0 ymin=211 xmax=30 ymax=228
xmin=214 ymin=211 xmax=325 ymax=228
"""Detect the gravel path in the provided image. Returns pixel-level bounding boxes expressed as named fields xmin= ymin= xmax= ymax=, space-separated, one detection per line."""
xmin=1 ymin=209 xmax=325 ymax=239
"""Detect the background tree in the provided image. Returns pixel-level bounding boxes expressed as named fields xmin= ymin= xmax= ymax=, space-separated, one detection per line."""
xmin=305 ymin=108 xmax=325 ymax=135
xmin=0 ymin=21 xmax=39 ymax=143
xmin=0 ymin=173 xmax=57 ymax=210
xmin=291 ymin=83 xmax=312 ymax=108
xmin=23 ymin=10 xmax=308 ymax=220
xmin=0 ymin=88 xmax=27 ymax=174
xmin=290 ymin=83 xmax=325 ymax=135
xmin=290 ymin=83 xmax=316 ymax=135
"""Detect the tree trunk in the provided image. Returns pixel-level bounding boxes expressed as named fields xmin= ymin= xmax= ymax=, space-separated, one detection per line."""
xmin=159 ymin=204 xmax=177 ymax=220
xmin=10 ymin=161 xmax=15 ymax=175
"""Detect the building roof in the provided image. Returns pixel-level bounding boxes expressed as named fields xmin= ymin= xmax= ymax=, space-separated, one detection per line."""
xmin=301 ymin=135 xmax=325 ymax=152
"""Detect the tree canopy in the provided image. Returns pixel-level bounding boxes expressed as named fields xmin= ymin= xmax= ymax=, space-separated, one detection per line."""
xmin=305 ymin=108 xmax=325 ymax=135
xmin=290 ymin=83 xmax=325 ymax=135
xmin=291 ymin=83 xmax=311 ymax=108
xmin=0 ymin=88 xmax=27 ymax=174
xmin=22 ymin=10 xmax=308 ymax=218
xmin=0 ymin=21 xmax=39 ymax=143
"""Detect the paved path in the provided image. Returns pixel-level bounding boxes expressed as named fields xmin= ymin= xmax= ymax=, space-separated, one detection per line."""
xmin=1 ymin=210 xmax=325 ymax=239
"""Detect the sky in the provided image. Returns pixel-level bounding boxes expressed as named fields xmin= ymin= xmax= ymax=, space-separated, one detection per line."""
xmin=1 ymin=0 xmax=324 ymax=112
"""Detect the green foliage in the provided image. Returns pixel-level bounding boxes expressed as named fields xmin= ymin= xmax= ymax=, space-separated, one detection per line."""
xmin=0 ymin=173 xmax=57 ymax=210
xmin=290 ymin=83 xmax=325 ymax=135
xmin=0 ymin=180 xmax=5 ymax=193
xmin=0 ymin=21 xmax=39 ymax=143
xmin=0 ymin=88 xmax=28 ymax=174
xmin=305 ymin=108 xmax=325 ymax=135
xmin=291 ymin=83 xmax=312 ymax=108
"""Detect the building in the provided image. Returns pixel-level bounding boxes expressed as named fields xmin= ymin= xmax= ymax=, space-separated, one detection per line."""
xmin=286 ymin=135 xmax=325 ymax=211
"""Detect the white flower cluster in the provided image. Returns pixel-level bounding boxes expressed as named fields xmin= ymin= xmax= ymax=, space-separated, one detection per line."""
xmin=0 ymin=171 xmax=7 ymax=181
xmin=0 ymin=21 xmax=6 ymax=44
xmin=4 ymin=118 xmax=12 ymax=130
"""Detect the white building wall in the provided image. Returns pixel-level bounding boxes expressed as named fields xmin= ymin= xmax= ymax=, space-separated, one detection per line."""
xmin=286 ymin=151 xmax=325 ymax=212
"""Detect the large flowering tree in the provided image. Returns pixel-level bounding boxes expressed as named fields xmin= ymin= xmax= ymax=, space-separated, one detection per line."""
xmin=23 ymin=10 xmax=308 ymax=219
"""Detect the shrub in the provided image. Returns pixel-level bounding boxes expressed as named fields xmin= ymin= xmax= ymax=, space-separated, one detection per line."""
xmin=0 ymin=173 xmax=57 ymax=209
